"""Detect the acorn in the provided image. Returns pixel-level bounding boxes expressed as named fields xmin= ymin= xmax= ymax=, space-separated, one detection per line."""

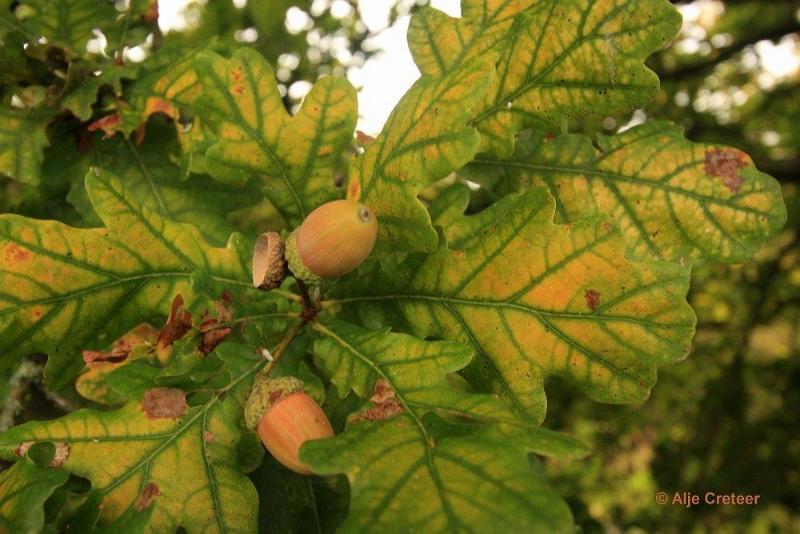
xmin=252 ymin=231 xmax=286 ymax=290
xmin=244 ymin=376 xmax=333 ymax=475
xmin=286 ymin=199 xmax=378 ymax=284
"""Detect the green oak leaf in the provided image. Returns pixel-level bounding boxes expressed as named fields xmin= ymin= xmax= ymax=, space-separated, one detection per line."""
xmin=330 ymin=188 xmax=696 ymax=422
xmin=0 ymin=344 xmax=261 ymax=533
xmin=0 ymin=456 xmax=69 ymax=534
xmin=196 ymin=47 xmax=358 ymax=226
xmin=0 ymin=168 xmax=254 ymax=392
xmin=428 ymin=183 xmax=472 ymax=232
xmin=61 ymin=488 xmax=156 ymax=533
xmin=468 ymin=121 xmax=788 ymax=262
xmin=3 ymin=0 xmax=153 ymax=56
xmin=347 ymin=57 xmax=494 ymax=254
xmin=66 ymin=119 xmax=260 ymax=244
xmin=61 ymin=63 xmax=139 ymax=121
xmin=408 ymin=0 xmax=682 ymax=156
xmin=0 ymin=106 xmax=53 ymax=184
xmin=442 ymin=187 xmax=532 ymax=251
xmin=6 ymin=0 xmax=117 ymax=54
xmin=92 ymin=500 xmax=155 ymax=534
xmin=304 ymin=319 xmax=586 ymax=532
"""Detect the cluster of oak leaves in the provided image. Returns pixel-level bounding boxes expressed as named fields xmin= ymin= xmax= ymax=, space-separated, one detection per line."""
xmin=0 ymin=0 xmax=789 ymax=532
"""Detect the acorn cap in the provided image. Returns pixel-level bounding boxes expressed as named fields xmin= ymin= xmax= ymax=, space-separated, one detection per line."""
xmin=244 ymin=375 xmax=304 ymax=431
xmin=286 ymin=199 xmax=378 ymax=283
xmin=252 ymin=232 xmax=286 ymax=290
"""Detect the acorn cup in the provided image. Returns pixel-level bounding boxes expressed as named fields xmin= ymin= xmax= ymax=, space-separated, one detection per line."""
xmin=244 ymin=376 xmax=333 ymax=475
xmin=286 ymin=199 xmax=378 ymax=284
xmin=252 ymin=231 xmax=286 ymax=290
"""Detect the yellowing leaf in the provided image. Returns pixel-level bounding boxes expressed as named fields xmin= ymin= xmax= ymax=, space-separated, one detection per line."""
xmin=122 ymin=46 xmax=205 ymax=132
xmin=0 ymin=168 xmax=253 ymax=391
xmin=409 ymin=0 xmax=534 ymax=76
xmin=409 ymin=0 xmax=681 ymax=156
xmin=331 ymin=188 xmax=696 ymax=422
xmin=0 ymin=345 xmax=261 ymax=533
xmin=347 ymin=58 xmax=494 ymax=253
xmin=75 ymin=323 xmax=160 ymax=406
xmin=470 ymin=122 xmax=787 ymax=262
xmin=304 ymin=319 xmax=586 ymax=532
xmin=196 ymin=48 xmax=358 ymax=226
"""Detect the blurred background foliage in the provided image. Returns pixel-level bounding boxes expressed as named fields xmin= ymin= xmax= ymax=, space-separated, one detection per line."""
xmin=0 ymin=0 xmax=798 ymax=532
xmin=546 ymin=1 xmax=800 ymax=532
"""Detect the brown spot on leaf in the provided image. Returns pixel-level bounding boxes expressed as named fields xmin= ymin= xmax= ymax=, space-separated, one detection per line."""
xmin=14 ymin=442 xmax=32 ymax=457
xmin=4 ymin=244 xmax=31 ymax=263
xmin=82 ymin=339 xmax=132 ymax=365
xmin=157 ymin=295 xmax=193 ymax=348
xmin=203 ymin=431 xmax=215 ymax=443
xmin=351 ymin=379 xmax=405 ymax=422
xmin=584 ymin=289 xmax=601 ymax=311
xmin=232 ymin=85 xmax=245 ymax=95
xmin=15 ymin=441 xmax=69 ymax=467
xmin=230 ymin=68 xmax=243 ymax=81
xmin=198 ymin=297 xmax=233 ymax=355
xmin=704 ymin=147 xmax=748 ymax=193
xmin=135 ymin=482 xmax=161 ymax=511
xmin=141 ymin=388 xmax=187 ymax=419
xmin=52 ymin=442 xmax=69 ymax=467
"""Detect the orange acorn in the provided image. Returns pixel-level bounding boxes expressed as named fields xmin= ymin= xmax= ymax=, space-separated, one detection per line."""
xmin=286 ymin=199 xmax=378 ymax=284
xmin=244 ymin=376 xmax=333 ymax=475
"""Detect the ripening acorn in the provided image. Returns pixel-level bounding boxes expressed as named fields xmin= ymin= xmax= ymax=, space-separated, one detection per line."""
xmin=286 ymin=199 xmax=378 ymax=284
xmin=244 ymin=376 xmax=333 ymax=475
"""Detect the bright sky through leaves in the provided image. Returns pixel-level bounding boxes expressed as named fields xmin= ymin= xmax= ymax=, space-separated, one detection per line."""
xmin=159 ymin=0 xmax=799 ymax=135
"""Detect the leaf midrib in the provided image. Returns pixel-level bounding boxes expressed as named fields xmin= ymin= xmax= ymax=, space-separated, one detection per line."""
xmin=475 ymin=159 xmax=773 ymax=216
xmin=311 ymin=322 xmax=460 ymax=529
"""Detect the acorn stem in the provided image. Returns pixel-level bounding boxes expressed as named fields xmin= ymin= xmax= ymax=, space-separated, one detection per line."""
xmin=261 ymin=320 xmax=305 ymax=378
xmin=296 ymin=279 xmax=317 ymax=321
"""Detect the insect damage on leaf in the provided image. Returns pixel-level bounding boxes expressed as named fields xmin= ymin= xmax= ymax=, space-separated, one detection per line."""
xmin=82 ymin=339 xmax=132 ymax=365
xmin=704 ymin=147 xmax=748 ymax=193
xmin=157 ymin=295 xmax=194 ymax=349
xmin=199 ymin=295 xmax=234 ymax=355
xmin=141 ymin=388 xmax=188 ymax=419
xmin=14 ymin=441 xmax=70 ymax=467
xmin=135 ymin=482 xmax=161 ymax=511
xmin=351 ymin=379 xmax=405 ymax=422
